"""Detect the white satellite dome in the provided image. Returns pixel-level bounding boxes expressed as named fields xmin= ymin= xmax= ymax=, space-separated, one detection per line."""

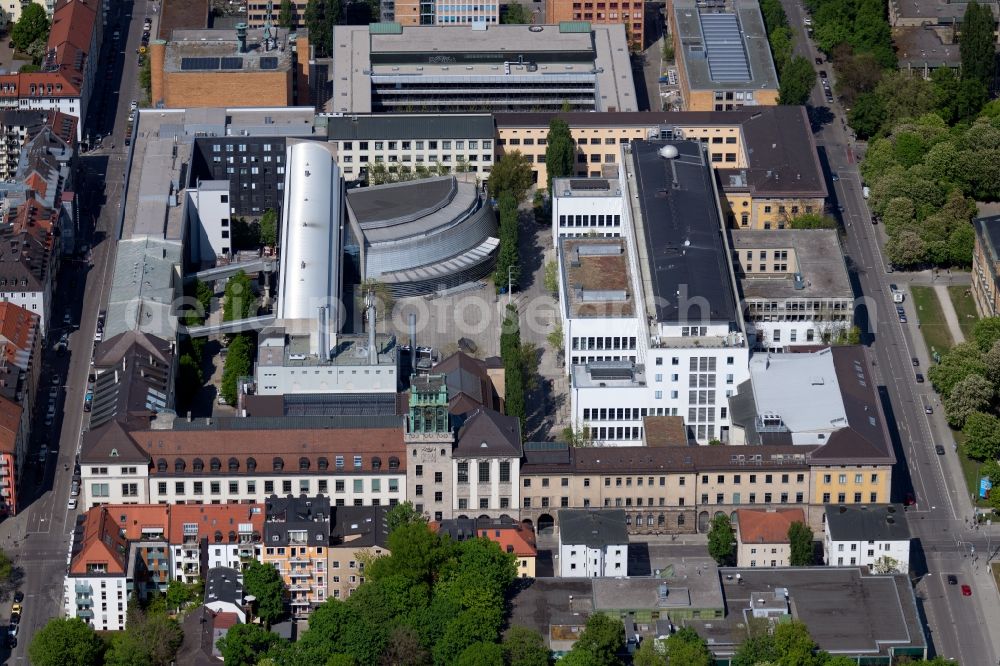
xmin=658 ymin=145 xmax=679 ymax=159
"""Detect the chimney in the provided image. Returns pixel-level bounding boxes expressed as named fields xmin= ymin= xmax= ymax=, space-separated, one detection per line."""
xmin=409 ymin=313 xmax=417 ymax=371
xmin=236 ymin=23 xmax=248 ymax=54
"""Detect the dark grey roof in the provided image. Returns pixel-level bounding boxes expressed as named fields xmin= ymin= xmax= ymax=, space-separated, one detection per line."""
xmin=523 ymin=441 xmax=571 ymax=466
xmin=168 ymin=413 xmax=403 ymax=431
xmin=631 ymin=140 xmax=739 ymax=325
xmin=80 ymin=420 xmax=151 ymax=464
xmin=243 ymin=393 xmax=401 ymax=418
xmin=558 ymin=509 xmax=629 ymax=548
xmin=330 ymin=505 xmax=390 ymax=549
xmin=824 ymin=504 xmax=911 ymax=542
xmin=90 ymin=331 xmax=174 ymax=429
xmin=204 ymin=567 xmax=243 ymax=606
xmin=454 ymin=408 xmax=522 ymax=458
xmin=264 ymin=495 xmax=331 ymax=547
xmin=493 ymin=109 xmax=759 ymax=128
xmin=720 ymin=106 xmax=827 ymax=199
xmin=326 ymin=114 xmax=495 ymax=141
xmin=433 ymin=351 xmax=497 ymax=413
xmin=975 ymin=215 xmax=1000 ymax=264
xmin=346 ymin=176 xmax=456 ymax=228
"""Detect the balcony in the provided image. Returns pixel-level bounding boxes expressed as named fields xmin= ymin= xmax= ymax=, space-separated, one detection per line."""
xmin=75 ymin=583 xmax=92 ymax=594
xmin=76 ymin=609 xmax=94 ymax=619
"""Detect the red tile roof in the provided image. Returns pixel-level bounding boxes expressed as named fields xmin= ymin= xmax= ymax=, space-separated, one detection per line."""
xmin=736 ymin=508 xmax=805 ymax=545
xmin=168 ymin=503 xmax=265 ymax=543
xmin=0 ymin=301 xmax=39 ymax=356
xmin=70 ymin=506 xmax=130 ymax=575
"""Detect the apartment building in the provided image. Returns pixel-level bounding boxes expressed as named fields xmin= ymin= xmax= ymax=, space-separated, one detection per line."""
xmin=557 ymin=509 xmax=629 ymax=577
xmin=433 ymin=515 xmax=538 ymax=578
xmin=79 ymin=414 xmax=407 ymax=509
xmin=262 ymin=495 xmax=331 ymax=616
xmin=0 ymin=397 xmax=23 ymax=517
xmin=331 ymin=22 xmax=636 ymax=114
xmin=734 ymin=508 xmax=804 ymax=567
xmin=823 ymin=504 xmax=911 ymax=572
xmin=0 ymin=0 xmax=104 ymax=141
xmin=328 ymin=505 xmax=390 ymax=600
xmin=169 ymin=504 xmax=265 ymax=583
xmin=667 ymin=0 xmax=779 ymax=112
xmin=325 ymin=114 xmax=495 ymax=181
xmin=90 ymin=330 xmax=176 ymax=429
xmin=566 ymin=140 xmax=750 ymax=445
xmin=730 ymin=230 xmax=854 ymax=351
xmin=546 ymin=0 xmax=643 ymax=50
xmin=65 ymin=507 xmax=132 ymax=630
xmin=972 ymin=215 xmax=1000 ymax=317
xmin=0 ymin=109 xmax=76 ymax=180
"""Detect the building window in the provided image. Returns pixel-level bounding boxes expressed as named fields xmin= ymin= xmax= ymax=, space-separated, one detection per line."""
xmin=478 ymin=461 xmax=490 ymax=483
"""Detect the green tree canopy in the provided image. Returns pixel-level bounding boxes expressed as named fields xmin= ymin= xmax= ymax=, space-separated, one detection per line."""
xmin=959 ymin=1 xmax=997 ymax=89
xmin=28 ymin=618 xmax=105 ymax=666
xmin=945 ymin=373 xmax=995 ymax=428
xmin=787 ymin=522 xmax=815 ymax=566
xmin=565 ymin=614 xmax=625 ymax=665
xmin=244 ymin=560 xmax=286 ymax=626
xmin=545 ymin=118 xmax=575 ymax=191
xmin=708 ymin=513 xmax=736 ymax=565
xmin=488 ymin=151 xmax=534 ymax=202
xmin=304 ymin=0 xmax=334 ymax=57
xmin=11 ymin=3 xmax=49 ymax=53
xmin=503 ymin=626 xmax=551 ymax=666
xmin=664 ymin=627 xmax=712 ymax=666
xmin=105 ymin=609 xmax=184 ymax=666
xmin=216 ymin=623 xmax=283 ymax=666
xmin=928 ymin=342 xmax=986 ymax=397
xmin=259 ymin=208 xmax=279 ymax=247
xmin=972 ymin=317 xmax=1000 ymax=353
xmin=789 ymin=213 xmax=838 ymax=229
xmin=778 ymin=56 xmax=817 ymax=105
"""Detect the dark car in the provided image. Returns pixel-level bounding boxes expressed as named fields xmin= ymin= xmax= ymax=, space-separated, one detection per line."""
xmin=935 ymin=444 xmax=946 ymax=455
xmin=905 ymin=492 xmax=916 ymax=506
xmin=815 ymin=56 xmax=822 ymax=64
xmin=819 ymin=70 xmax=828 ymax=78
xmin=12 ymin=591 xmax=23 ymax=604
xmin=947 ymin=575 xmax=958 ymax=585
xmin=6 ymin=635 xmax=14 ymax=649
xmin=915 ymin=373 xmax=925 ymax=383
xmin=9 ymin=612 xmax=18 ymax=625
xmin=962 ymin=584 xmax=972 ymax=596
xmin=912 ymin=357 xmax=919 ymax=366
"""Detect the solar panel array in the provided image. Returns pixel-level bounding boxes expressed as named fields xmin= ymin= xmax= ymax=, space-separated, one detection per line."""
xmin=179 ymin=56 xmax=246 ymax=71
xmin=259 ymin=56 xmax=279 ymax=70
xmin=699 ymin=13 xmax=752 ymax=82
xmin=180 ymin=57 xmax=221 ymax=71
xmin=569 ymin=178 xmax=610 ymax=191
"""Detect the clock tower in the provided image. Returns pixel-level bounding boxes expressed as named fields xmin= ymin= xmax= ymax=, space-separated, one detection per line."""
xmin=404 ymin=374 xmax=455 ymax=520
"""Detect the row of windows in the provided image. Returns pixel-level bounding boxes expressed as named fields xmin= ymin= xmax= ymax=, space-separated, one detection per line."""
xmin=343 ymin=153 xmax=492 ymax=164
xmin=341 ymin=139 xmax=492 ymax=151
xmin=211 ymin=144 xmax=281 ymax=154
xmin=571 ymin=354 xmax=637 ymax=365
xmin=571 ymin=335 xmax=636 ymax=350
xmin=456 ymin=460 xmax=512 ymax=483
xmin=558 ymin=214 xmax=622 ymax=227
xmin=151 ymin=455 xmax=400 ymax=474
xmin=141 ymin=477 xmax=400 ymax=496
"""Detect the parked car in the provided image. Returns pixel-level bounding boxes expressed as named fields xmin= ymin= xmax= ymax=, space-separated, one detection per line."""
xmin=915 ymin=373 xmax=925 ymax=383
xmin=68 ymin=498 xmax=77 ymax=511
xmin=935 ymin=444 xmax=946 ymax=455
xmin=9 ymin=613 xmax=18 ymax=627
xmin=13 ymin=591 xmax=24 ymax=604
xmin=961 ymin=584 xmax=972 ymax=596
xmin=904 ymin=492 xmax=916 ymax=506
xmin=10 ymin=602 xmax=20 ymax=615
xmin=819 ymin=70 xmax=828 ymax=78
xmin=947 ymin=575 xmax=958 ymax=585
xmin=911 ymin=357 xmax=919 ymax=366
xmin=814 ymin=56 xmax=822 ymax=65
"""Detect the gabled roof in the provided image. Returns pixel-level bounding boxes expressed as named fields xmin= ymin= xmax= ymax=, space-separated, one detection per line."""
xmin=735 ymin=508 xmax=804 ymax=545
xmin=80 ymin=420 xmax=151 ymax=464
xmin=330 ymin=505 xmax=390 ymax=549
xmin=433 ymin=351 xmax=498 ymax=414
xmin=0 ymin=301 xmax=39 ymax=355
xmin=69 ymin=506 xmax=129 ymax=576
xmin=433 ymin=515 xmax=537 ymax=557
xmin=94 ymin=330 xmax=173 ymax=367
xmin=169 ymin=503 xmax=264 ymax=545
xmin=454 ymin=408 xmax=521 ymax=458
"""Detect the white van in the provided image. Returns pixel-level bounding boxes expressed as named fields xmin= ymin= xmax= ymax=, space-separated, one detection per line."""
xmin=862 ymin=186 xmax=871 ymax=199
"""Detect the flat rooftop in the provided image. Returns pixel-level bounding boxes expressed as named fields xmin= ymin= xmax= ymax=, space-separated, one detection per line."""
xmin=559 ymin=237 xmax=635 ymax=318
xmin=332 ymin=23 xmax=637 ymax=113
xmin=672 ymin=0 xmax=779 ymax=93
xmin=890 ymin=0 xmax=999 ymax=22
xmin=325 ymin=114 xmax=495 ymax=141
xmin=628 ymin=140 xmax=739 ymax=325
xmin=695 ymin=568 xmax=925 ymax=657
xmin=893 ymin=25 xmax=962 ymax=68
xmin=731 ymin=229 xmax=852 ymax=300
xmin=552 ymin=177 xmax=623 ymax=199
xmin=346 ymin=176 xmax=470 ymax=242
xmin=162 ymin=29 xmax=295 ymax=73
xmin=157 ymin=0 xmax=210 ymax=40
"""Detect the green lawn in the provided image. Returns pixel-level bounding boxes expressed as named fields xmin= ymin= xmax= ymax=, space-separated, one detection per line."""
xmin=910 ymin=286 xmax=954 ymax=357
xmin=954 ymin=429 xmax=991 ymax=508
xmin=947 ymin=285 xmax=980 ymax=341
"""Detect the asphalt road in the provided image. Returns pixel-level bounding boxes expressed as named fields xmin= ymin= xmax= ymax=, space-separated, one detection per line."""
xmin=0 ymin=0 xmax=147 ymax=660
xmin=780 ymin=1 xmax=1000 ymax=663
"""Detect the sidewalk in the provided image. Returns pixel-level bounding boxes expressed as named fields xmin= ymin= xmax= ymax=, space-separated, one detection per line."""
xmin=934 ymin=284 xmax=966 ymax=345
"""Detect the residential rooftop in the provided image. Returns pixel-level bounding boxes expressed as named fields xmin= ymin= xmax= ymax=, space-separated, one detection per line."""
xmin=559 ymin=237 xmax=635 ymax=319
xmin=730 ymin=229 xmax=852 ymax=300
xmin=627 ymin=140 xmax=739 ymax=326
xmin=824 ymin=504 xmax=911 ymax=543
xmin=558 ymin=509 xmax=628 ymax=548
xmin=552 ymin=177 xmax=623 ymax=199
xmin=736 ymin=508 xmax=804 ymax=544
xmin=671 ymin=0 xmax=779 ymax=93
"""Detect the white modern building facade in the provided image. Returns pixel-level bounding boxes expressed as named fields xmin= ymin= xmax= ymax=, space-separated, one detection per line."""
xmin=561 ymin=142 xmax=750 ymax=445
xmin=551 ymin=177 xmax=627 ymax=239
xmin=186 ymin=180 xmax=233 ymax=265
